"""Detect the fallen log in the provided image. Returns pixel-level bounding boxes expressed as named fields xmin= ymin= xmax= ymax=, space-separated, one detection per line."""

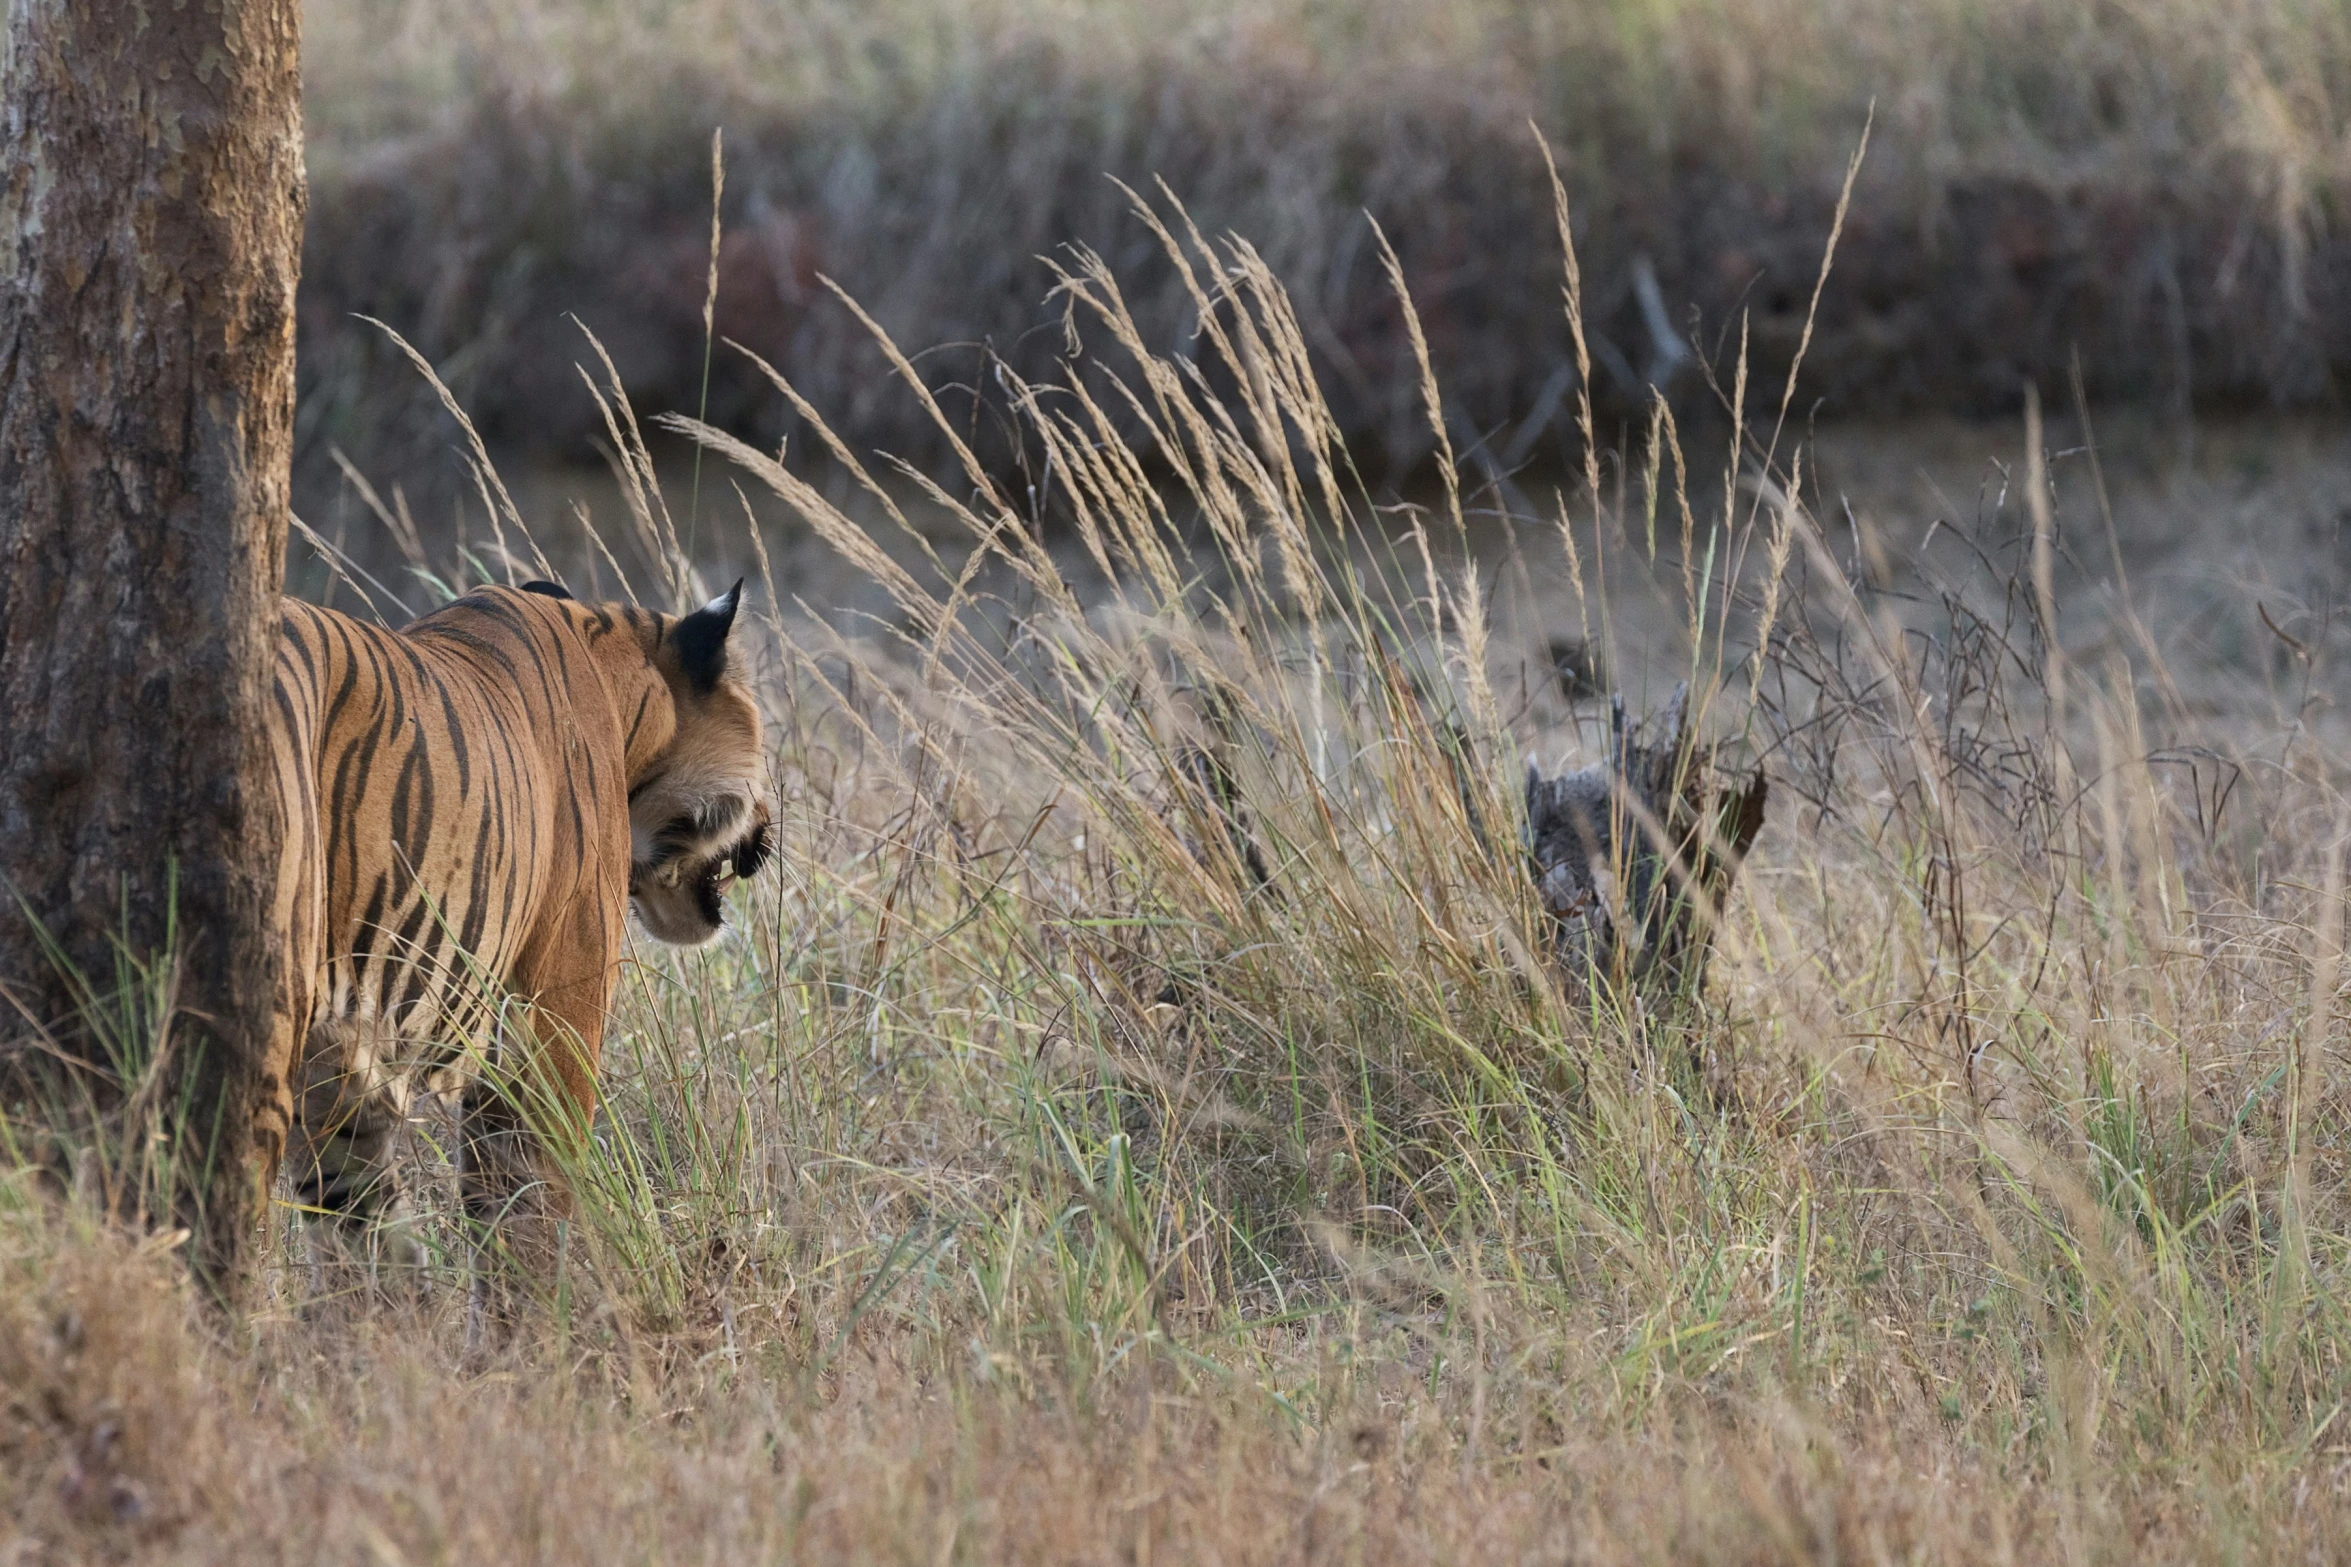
xmin=1524 ymin=685 xmax=1767 ymax=1002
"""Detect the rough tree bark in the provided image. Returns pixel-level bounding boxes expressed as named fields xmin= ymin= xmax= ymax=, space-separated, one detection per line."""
xmin=0 ymin=0 xmax=304 ymax=1283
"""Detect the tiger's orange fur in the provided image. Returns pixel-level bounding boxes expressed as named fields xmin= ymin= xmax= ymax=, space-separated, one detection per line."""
xmin=259 ymin=581 xmax=769 ymax=1252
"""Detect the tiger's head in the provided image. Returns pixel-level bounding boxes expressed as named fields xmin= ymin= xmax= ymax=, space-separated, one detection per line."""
xmin=616 ymin=581 xmax=775 ymax=944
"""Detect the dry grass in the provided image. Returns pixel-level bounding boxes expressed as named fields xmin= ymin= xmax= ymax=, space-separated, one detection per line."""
xmin=17 ymin=169 xmax=2351 ymax=1563
xmin=295 ymin=0 xmax=2351 ymax=512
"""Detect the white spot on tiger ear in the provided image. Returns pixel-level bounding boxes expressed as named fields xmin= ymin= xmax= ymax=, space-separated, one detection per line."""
xmin=673 ymin=580 xmax=744 ymax=691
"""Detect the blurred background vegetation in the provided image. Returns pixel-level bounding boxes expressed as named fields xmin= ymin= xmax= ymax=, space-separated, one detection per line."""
xmin=299 ymin=0 xmax=2351 ymax=517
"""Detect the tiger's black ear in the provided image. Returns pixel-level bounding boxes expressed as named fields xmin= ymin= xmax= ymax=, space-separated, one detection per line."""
xmin=671 ymin=580 xmax=743 ymax=693
xmin=521 ymin=579 xmax=573 ymax=600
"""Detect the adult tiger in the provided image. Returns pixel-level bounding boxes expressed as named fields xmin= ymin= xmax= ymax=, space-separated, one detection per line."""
xmin=259 ymin=579 xmax=772 ymax=1268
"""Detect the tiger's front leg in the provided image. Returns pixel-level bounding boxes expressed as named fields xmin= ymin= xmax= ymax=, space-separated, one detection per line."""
xmin=461 ymin=895 xmax=620 ymax=1343
xmin=456 ymin=1049 xmax=574 ymax=1282
xmin=458 ymin=1021 xmax=602 ymax=1349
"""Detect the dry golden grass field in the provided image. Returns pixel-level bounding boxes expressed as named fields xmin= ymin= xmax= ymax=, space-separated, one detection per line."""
xmin=15 ymin=3 xmax=2351 ymax=1563
xmin=295 ymin=0 xmax=2351 ymax=502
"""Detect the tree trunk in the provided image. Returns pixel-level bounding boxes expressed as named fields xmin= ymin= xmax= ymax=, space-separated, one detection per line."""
xmin=0 ymin=0 xmax=304 ymax=1284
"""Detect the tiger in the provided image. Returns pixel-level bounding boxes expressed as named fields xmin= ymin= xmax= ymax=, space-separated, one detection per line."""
xmin=257 ymin=578 xmax=773 ymax=1272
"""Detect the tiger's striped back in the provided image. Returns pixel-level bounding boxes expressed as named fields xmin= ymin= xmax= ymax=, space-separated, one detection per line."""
xmin=258 ymin=582 xmax=769 ymax=1250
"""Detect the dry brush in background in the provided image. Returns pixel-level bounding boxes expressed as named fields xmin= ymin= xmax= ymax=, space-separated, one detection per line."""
xmin=300 ymin=0 xmax=2351 ymax=514
xmin=11 ymin=163 xmax=2351 ymax=1563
